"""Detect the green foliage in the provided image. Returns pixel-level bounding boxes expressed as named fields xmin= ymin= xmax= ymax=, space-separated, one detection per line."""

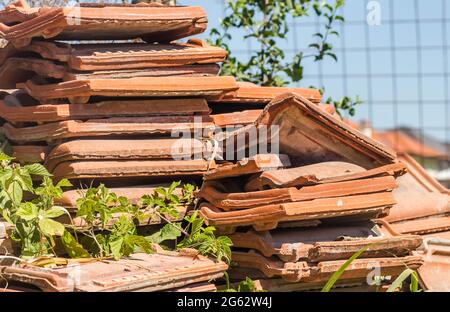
xmin=321 ymin=242 xmax=373 ymax=292
xmin=1 ymin=154 xmax=229 ymax=264
xmin=322 ymin=241 xmax=421 ymax=292
xmin=210 ymin=0 xmax=344 ymax=87
xmin=325 ymin=94 xmax=363 ymax=117
xmin=386 ymin=269 xmax=422 ymax=292
xmin=223 ymin=276 xmax=262 ymax=292
xmin=210 ymin=0 xmax=362 ymax=116
xmin=177 ymin=211 xmax=232 ymax=263
xmin=0 ymin=153 xmax=70 ymax=257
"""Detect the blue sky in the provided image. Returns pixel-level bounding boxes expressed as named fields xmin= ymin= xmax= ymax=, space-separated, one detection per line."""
xmin=180 ymin=0 xmax=450 ymax=142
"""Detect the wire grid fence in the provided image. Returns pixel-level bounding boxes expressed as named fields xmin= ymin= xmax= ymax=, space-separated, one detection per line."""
xmin=180 ymin=0 xmax=449 ymax=170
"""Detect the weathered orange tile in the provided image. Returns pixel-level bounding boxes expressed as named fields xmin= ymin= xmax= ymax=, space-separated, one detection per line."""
xmin=198 ymin=176 xmax=397 ymax=211
xmin=0 ymin=1 xmax=208 ymax=47
xmin=0 ymin=39 xmax=226 ymax=71
xmin=52 ymin=159 xmax=211 ymax=180
xmin=19 ymin=76 xmax=238 ymax=103
xmin=204 ymin=154 xmax=291 ymax=181
xmin=0 ymin=96 xmax=210 ymax=123
xmin=0 ymin=252 xmax=227 ymax=292
xmin=45 ymin=138 xmax=204 ymax=171
xmin=2 ymin=116 xmax=214 ymax=143
xmin=200 ymin=192 xmax=395 ymax=233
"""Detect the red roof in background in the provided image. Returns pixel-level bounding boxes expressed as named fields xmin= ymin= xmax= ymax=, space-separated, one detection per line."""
xmin=374 ymin=130 xmax=447 ymax=159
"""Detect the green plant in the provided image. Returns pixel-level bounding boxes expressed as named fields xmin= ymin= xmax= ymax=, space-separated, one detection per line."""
xmin=222 ymin=274 xmax=262 ymax=292
xmin=177 ymin=211 xmax=232 ymax=263
xmin=386 ymin=269 xmax=421 ymax=292
xmin=321 ymin=241 xmax=421 ymax=292
xmin=0 ymin=153 xmax=72 ymax=258
xmin=210 ymin=0 xmax=361 ymax=116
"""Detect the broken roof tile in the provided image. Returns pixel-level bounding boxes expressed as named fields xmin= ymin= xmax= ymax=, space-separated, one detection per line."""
xmin=0 ymin=39 xmax=227 ymax=71
xmin=19 ymin=76 xmax=238 ymax=104
xmin=198 ymin=176 xmax=397 ymax=211
xmin=0 ymin=252 xmax=227 ymax=292
xmin=214 ymin=93 xmax=397 ymax=169
xmin=231 ymin=251 xmax=422 ymax=282
xmin=229 ymin=222 xmax=421 ymax=262
xmin=200 ymin=192 xmax=395 ymax=233
xmin=204 ymin=154 xmax=291 ymax=181
xmin=52 ymin=159 xmax=211 ymax=180
xmin=244 ymin=162 xmax=406 ymax=192
xmin=0 ymin=96 xmax=210 ymax=123
xmin=1 ymin=116 xmax=215 ymax=143
xmin=0 ymin=1 xmax=208 ymax=48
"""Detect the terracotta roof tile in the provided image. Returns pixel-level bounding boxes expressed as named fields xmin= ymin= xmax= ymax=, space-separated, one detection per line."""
xmin=204 ymin=154 xmax=291 ymax=181
xmin=19 ymin=76 xmax=238 ymax=103
xmin=0 ymin=96 xmax=210 ymax=123
xmin=0 ymin=1 xmax=208 ymax=47
xmin=212 ymin=83 xmax=322 ymax=104
xmin=0 ymin=39 xmax=226 ymax=71
xmin=375 ymin=130 xmax=447 ymax=159
xmin=198 ymin=176 xmax=397 ymax=211
xmin=52 ymin=159 xmax=211 ymax=180
xmin=214 ymin=93 xmax=397 ymax=169
xmin=1 ymin=116 xmax=215 ymax=143
xmin=0 ymin=57 xmax=221 ymax=87
xmin=415 ymin=238 xmax=450 ymax=291
xmin=0 ymin=252 xmax=227 ymax=292
xmin=228 ymin=222 xmax=421 ymax=262
xmin=45 ymin=138 xmax=204 ymax=171
xmin=244 ymin=162 xmax=406 ymax=191
xmin=55 ymin=184 xmax=184 ymax=208
xmin=200 ymin=192 xmax=395 ymax=234
xmin=231 ymin=251 xmax=422 ymax=282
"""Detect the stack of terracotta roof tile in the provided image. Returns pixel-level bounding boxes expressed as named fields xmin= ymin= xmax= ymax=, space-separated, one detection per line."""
xmin=196 ymin=93 xmax=425 ymax=291
xmin=0 ymin=0 xmax=234 ymax=292
xmin=0 ymin=0 xmax=237 ymax=188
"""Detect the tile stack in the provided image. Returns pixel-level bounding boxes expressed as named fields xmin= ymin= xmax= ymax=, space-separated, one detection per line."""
xmin=197 ymin=94 xmax=425 ymax=291
xmin=0 ymin=0 xmax=436 ymax=292
xmin=0 ymin=1 xmax=234 ymax=190
xmin=0 ymin=0 xmax=232 ymax=292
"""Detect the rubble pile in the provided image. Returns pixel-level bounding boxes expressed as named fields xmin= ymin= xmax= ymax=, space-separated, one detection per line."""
xmin=0 ymin=0 xmax=449 ymax=292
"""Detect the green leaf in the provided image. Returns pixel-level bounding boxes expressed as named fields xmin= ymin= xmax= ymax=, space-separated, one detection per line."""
xmin=16 ymin=202 xmax=38 ymax=221
xmin=8 ymin=180 xmax=23 ymax=206
xmin=56 ymin=179 xmax=72 ymax=188
xmin=321 ymin=242 xmax=376 ymax=292
xmin=109 ymin=238 xmax=124 ymax=260
xmin=24 ymin=164 xmax=51 ymax=176
xmin=147 ymin=223 xmax=182 ymax=244
xmin=0 ymin=152 xmax=14 ymax=162
xmin=38 ymin=218 xmax=65 ymax=237
xmin=61 ymin=231 xmax=90 ymax=258
xmin=386 ymin=269 xmax=419 ymax=292
xmin=43 ymin=206 xmax=66 ymax=219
